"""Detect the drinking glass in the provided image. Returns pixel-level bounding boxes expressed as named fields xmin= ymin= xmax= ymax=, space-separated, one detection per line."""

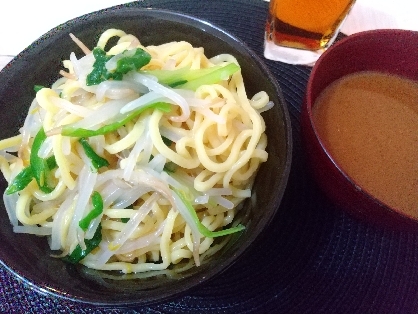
xmin=265 ymin=0 xmax=356 ymax=64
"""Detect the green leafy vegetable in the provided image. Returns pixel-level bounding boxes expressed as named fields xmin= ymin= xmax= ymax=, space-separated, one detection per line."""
xmin=173 ymin=189 xmax=245 ymax=237
xmin=86 ymin=47 xmax=151 ymax=86
xmin=61 ymin=102 xmax=171 ymax=137
xmin=5 ymin=156 xmax=57 ymax=195
xmin=86 ymin=48 xmax=111 ymax=85
xmin=30 ymin=128 xmax=56 ymax=193
xmin=142 ymin=66 xmax=192 ymax=87
xmin=63 ymin=223 xmax=102 ymax=264
xmin=144 ymin=63 xmax=240 ymax=90
xmin=46 ymin=156 xmax=58 ymax=169
xmin=79 ymin=138 xmax=109 ymax=170
xmin=78 ymin=191 xmax=104 ymax=231
xmin=163 ymin=161 xmax=177 ymax=173
xmin=149 ymin=149 xmax=176 ymax=173
xmin=6 ymin=167 xmax=33 ymax=195
xmin=121 ymin=218 xmax=130 ymax=223
xmin=162 ymin=136 xmax=172 ymax=147
xmin=179 ymin=63 xmax=240 ymax=90
xmin=170 ymin=80 xmax=188 ymax=88
xmin=34 ymin=85 xmax=46 ymax=93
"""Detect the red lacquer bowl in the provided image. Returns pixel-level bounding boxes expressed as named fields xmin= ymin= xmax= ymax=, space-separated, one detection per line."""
xmin=301 ymin=29 xmax=418 ymax=230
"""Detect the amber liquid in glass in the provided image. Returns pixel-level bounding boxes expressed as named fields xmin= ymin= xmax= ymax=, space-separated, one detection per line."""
xmin=266 ymin=0 xmax=356 ymax=51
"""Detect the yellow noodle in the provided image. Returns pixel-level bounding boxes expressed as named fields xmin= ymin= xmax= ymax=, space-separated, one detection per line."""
xmin=0 ymin=134 xmax=22 ymax=151
xmin=150 ymin=110 xmax=200 ymax=169
xmin=15 ymin=191 xmax=56 ymax=225
xmin=104 ymin=113 xmax=146 ymax=154
xmin=33 ymin=179 xmax=66 ymax=202
xmin=97 ymin=29 xmax=127 ymax=50
xmin=0 ymin=29 xmax=272 ymax=274
xmin=53 ymin=135 xmax=76 ymax=190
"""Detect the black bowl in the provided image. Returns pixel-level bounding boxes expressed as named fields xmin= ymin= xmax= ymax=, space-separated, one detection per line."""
xmin=0 ymin=6 xmax=292 ymax=307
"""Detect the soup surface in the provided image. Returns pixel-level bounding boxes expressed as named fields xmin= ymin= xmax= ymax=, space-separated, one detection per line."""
xmin=313 ymin=71 xmax=418 ymax=217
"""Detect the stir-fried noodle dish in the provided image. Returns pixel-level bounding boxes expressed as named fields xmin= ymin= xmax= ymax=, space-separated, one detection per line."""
xmin=0 ymin=29 xmax=273 ymax=274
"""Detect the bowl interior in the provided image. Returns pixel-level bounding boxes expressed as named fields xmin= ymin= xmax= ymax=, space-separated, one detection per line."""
xmin=0 ymin=7 xmax=292 ymax=306
xmin=303 ymin=29 xmax=418 ymax=227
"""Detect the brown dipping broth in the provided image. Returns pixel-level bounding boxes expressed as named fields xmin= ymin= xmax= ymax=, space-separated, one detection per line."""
xmin=312 ymin=71 xmax=418 ymax=218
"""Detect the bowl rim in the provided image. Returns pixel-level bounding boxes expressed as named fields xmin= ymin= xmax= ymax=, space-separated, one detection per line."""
xmin=0 ymin=5 xmax=293 ymax=306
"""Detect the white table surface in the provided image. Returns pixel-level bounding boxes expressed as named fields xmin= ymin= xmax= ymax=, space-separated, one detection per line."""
xmin=0 ymin=0 xmax=417 ymax=70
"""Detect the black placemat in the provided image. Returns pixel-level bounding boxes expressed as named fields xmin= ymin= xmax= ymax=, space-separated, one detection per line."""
xmin=1 ymin=0 xmax=418 ymax=313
